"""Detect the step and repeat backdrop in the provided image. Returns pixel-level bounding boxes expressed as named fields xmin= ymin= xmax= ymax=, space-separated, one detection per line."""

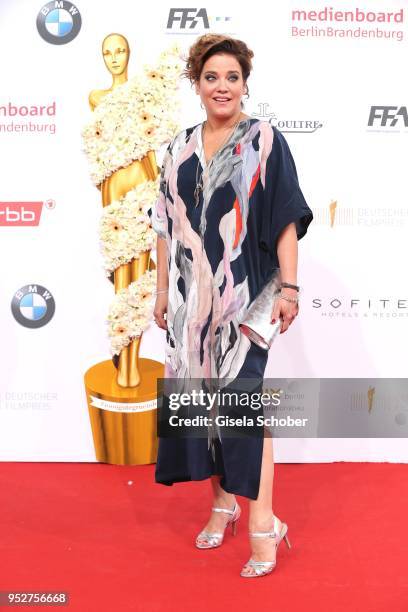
xmin=0 ymin=0 xmax=407 ymax=462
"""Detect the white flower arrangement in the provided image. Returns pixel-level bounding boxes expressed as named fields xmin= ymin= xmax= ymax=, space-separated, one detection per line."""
xmin=107 ymin=269 xmax=157 ymax=356
xmin=83 ymin=43 xmax=181 ymax=359
xmin=99 ymin=178 xmax=159 ymax=276
xmin=81 ymin=43 xmax=183 ymax=186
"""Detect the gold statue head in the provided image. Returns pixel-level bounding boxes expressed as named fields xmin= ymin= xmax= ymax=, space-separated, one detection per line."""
xmin=102 ymin=33 xmax=130 ymax=77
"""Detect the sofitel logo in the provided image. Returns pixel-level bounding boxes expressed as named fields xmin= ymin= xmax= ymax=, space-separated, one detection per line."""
xmin=251 ymin=103 xmax=323 ymax=133
xmin=166 ymin=8 xmax=232 ymax=32
xmin=368 ymin=106 xmax=408 ymax=131
xmin=312 ymin=297 xmax=407 ymax=319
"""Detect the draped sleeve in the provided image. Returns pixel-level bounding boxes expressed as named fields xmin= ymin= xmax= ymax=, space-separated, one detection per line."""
xmin=149 ymin=143 xmax=172 ymax=240
xmin=259 ymin=126 xmax=313 ymax=257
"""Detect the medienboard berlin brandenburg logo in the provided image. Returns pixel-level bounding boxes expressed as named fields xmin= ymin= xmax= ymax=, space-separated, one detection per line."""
xmin=36 ymin=1 xmax=82 ymax=45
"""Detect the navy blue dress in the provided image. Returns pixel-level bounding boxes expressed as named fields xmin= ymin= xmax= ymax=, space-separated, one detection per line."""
xmin=150 ymin=118 xmax=313 ymax=499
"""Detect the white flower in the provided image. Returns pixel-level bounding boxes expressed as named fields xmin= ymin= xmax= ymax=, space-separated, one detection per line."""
xmin=81 ymin=45 xmax=183 ymax=186
xmin=82 ymin=44 xmax=180 ymax=360
xmin=99 ymin=180 xmax=159 ymax=275
xmin=106 ymin=270 xmax=157 ymax=355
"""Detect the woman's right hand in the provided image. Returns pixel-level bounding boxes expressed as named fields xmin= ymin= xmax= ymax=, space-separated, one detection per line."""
xmin=153 ymin=293 xmax=168 ymax=330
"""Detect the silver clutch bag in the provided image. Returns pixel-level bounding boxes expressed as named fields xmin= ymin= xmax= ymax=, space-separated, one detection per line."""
xmin=239 ymin=268 xmax=282 ymax=350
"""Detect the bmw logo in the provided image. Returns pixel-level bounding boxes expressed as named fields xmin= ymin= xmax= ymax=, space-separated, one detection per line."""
xmin=36 ymin=1 xmax=82 ymax=45
xmin=11 ymin=284 xmax=56 ymax=329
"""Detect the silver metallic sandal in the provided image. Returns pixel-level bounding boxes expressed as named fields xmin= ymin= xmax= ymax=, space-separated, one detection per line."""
xmin=240 ymin=515 xmax=291 ymax=577
xmin=195 ymin=502 xmax=241 ymax=549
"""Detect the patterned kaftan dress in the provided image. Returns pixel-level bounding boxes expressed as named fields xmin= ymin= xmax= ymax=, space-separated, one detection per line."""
xmin=149 ymin=117 xmax=313 ymax=499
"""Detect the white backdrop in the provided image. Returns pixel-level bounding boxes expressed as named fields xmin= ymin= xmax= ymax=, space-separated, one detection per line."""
xmin=0 ymin=0 xmax=407 ymax=461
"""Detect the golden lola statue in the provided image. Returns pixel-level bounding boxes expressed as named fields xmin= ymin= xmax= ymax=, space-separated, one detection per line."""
xmin=83 ymin=34 xmax=165 ymax=465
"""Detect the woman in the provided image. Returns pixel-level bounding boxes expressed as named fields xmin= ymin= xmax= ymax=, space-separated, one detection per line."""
xmin=150 ymin=34 xmax=313 ymax=577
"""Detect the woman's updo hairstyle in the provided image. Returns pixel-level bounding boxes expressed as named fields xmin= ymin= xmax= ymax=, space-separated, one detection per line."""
xmin=184 ymin=34 xmax=254 ymax=84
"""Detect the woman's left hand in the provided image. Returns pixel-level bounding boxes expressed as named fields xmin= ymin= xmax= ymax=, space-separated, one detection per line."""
xmin=270 ymin=288 xmax=299 ymax=334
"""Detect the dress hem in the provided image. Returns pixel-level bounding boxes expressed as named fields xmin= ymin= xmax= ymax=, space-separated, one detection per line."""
xmin=155 ymin=472 xmax=260 ymax=501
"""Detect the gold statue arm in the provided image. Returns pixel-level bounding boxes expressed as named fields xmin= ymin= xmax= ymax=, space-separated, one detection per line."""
xmin=147 ymin=150 xmax=160 ymax=178
xmin=88 ymin=90 xmax=98 ymax=112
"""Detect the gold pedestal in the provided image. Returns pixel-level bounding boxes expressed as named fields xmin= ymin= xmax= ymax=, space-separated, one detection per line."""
xmin=84 ymin=358 xmax=163 ymax=465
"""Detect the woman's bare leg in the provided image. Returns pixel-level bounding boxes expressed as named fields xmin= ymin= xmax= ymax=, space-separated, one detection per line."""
xmin=197 ymin=476 xmax=236 ymax=536
xmin=244 ymin=437 xmax=281 ymax=567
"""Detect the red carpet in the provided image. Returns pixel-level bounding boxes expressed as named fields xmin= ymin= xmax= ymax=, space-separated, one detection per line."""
xmin=0 ymin=462 xmax=407 ymax=611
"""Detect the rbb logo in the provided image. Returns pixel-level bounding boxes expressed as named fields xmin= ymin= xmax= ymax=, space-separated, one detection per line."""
xmin=368 ymin=106 xmax=408 ymax=127
xmin=167 ymin=8 xmax=209 ymax=29
xmin=0 ymin=202 xmax=43 ymax=226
